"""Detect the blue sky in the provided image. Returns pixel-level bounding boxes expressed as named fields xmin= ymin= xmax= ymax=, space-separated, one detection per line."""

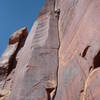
xmin=0 ymin=0 xmax=45 ymax=56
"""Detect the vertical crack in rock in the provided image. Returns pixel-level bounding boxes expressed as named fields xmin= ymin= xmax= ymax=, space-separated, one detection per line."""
xmin=52 ymin=1 xmax=60 ymax=100
xmin=44 ymin=0 xmax=61 ymax=100
xmin=6 ymin=0 xmax=60 ymax=100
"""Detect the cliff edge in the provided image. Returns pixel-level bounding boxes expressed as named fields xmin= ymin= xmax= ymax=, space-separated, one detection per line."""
xmin=0 ymin=0 xmax=100 ymax=100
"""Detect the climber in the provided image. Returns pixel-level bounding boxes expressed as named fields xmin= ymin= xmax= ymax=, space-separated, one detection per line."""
xmin=55 ymin=9 xmax=60 ymax=19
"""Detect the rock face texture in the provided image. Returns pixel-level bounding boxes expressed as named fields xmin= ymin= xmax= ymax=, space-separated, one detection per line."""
xmin=0 ymin=0 xmax=100 ymax=100
xmin=0 ymin=27 xmax=28 ymax=100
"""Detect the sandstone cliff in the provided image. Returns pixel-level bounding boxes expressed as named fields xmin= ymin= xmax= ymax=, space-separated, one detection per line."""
xmin=0 ymin=0 xmax=100 ymax=100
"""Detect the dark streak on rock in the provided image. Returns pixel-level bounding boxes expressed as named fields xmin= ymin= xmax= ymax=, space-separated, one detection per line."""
xmin=82 ymin=46 xmax=90 ymax=58
xmin=93 ymin=51 xmax=100 ymax=68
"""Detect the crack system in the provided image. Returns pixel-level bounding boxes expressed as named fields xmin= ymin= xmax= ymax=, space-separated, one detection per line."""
xmin=45 ymin=0 xmax=60 ymax=100
xmin=52 ymin=0 xmax=60 ymax=100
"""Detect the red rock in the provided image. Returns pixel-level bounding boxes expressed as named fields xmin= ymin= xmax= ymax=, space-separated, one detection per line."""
xmin=9 ymin=27 xmax=28 ymax=44
xmin=6 ymin=1 xmax=59 ymax=100
xmin=0 ymin=27 xmax=28 ymax=91
xmin=55 ymin=0 xmax=100 ymax=99
xmin=0 ymin=0 xmax=100 ymax=100
xmin=83 ymin=68 xmax=100 ymax=100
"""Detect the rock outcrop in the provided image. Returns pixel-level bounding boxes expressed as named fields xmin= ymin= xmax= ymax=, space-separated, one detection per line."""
xmin=0 ymin=27 xmax=28 ymax=99
xmin=0 ymin=0 xmax=100 ymax=100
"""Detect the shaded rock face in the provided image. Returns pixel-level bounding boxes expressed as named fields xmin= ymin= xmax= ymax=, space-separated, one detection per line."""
xmin=0 ymin=0 xmax=100 ymax=100
xmin=0 ymin=27 xmax=28 ymax=78
xmin=0 ymin=27 xmax=28 ymax=99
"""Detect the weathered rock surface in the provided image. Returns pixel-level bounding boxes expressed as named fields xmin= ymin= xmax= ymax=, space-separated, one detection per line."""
xmin=7 ymin=0 xmax=59 ymax=100
xmin=83 ymin=68 xmax=100 ymax=100
xmin=0 ymin=27 xmax=28 ymax=99
xmin=0 ymin=0 xmax=100 ymax=100
xmin=55 ymin=0 xmax=100 ymax=100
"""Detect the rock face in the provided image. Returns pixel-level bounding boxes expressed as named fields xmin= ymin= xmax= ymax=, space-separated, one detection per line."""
xmin=0 ymin=0 xmax=100 ymax=100
xmin=0 ymin=27 xmax=28 ymax=99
